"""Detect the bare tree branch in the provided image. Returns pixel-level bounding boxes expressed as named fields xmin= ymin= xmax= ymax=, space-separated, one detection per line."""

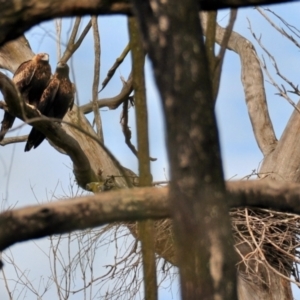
xmin=0 ymin=187 xmax=169 ymax=252
xmin=3 ymin=180 xmax=300 ymax=252
xmin=60 ymin=18 xmax=92 ymax=64
xmin=201 ymin=12 xmax=278 ymax=156
xmin=0 ymin=1 xmax=298 ymax=47
xmin=132 ymin=2 xmax=237 ymax=299
xmin=248 ymin=19 xmax=300 ymax=106
xmin=200 ymin=0 xmax=300 ymax=9
xmin=204 ymin=9 xmax=237 ymax=101
xmin=256 ymin=7 xmax=300 ymax=49
xmin=0 ymin=1 xmax=131 ymax=46
xmin=80 ymin=74 xmax=133 ymax=113
xmin=55 ymin=18 xmax=62 ymax=60
xmin=100 ymin=42 xmax=130 ymax=92
xmin=0 ymin=135 xmax=27 ymax=146
xmin=0 ymin=36 xmax=34 ymax=73
xmin=91 ymin=16 xmax=104 ymax=142
xmin=120 ymin=97 xmax=139 ymax=157
xmin=128 ymin=16 xmax=158 ymax=300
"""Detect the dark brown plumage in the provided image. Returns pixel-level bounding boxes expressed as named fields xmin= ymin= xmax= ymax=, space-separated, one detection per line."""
xmin=24 ymin=63 xmax=74 ymax=151
xmin=0 ymin=53 xmax=51 ymax=141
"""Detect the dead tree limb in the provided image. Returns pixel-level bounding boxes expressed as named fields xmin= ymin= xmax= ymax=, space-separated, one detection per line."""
xmin=2 ymin=180 xmax=300 ymax=252
xmin=201 ymin=12 xmax=278 ymax=156
xmin=0 ymin=0 xmax=298 ymax=47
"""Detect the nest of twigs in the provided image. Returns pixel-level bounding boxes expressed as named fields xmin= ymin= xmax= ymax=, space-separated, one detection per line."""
xmin=231 ymin=207 xmax=300 ymax=287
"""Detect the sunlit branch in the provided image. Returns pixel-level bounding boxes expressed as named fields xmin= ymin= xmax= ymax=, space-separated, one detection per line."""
xmin=200 ymin=12 xmax=278 ymax=156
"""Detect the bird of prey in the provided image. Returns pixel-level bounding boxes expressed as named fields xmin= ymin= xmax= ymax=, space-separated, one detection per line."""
xmin=0 ymin=53 xmax=51 ymax=141
xmin=24 ymin=62 xmax=74 ymax=151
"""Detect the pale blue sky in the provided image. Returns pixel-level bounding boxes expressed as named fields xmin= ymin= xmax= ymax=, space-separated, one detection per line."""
xmin=1 ymin=2 xmax=300 ymax=299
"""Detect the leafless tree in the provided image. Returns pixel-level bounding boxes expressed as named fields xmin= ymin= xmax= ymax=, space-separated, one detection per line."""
xmin=2 ymin=0 xmax=300 ymax=299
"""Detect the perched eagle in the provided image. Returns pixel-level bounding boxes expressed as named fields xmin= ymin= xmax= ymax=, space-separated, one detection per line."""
xmin=0 ymin=53 xmax=51 ymax=141
xmin=24 ymin=63 xmax=74 ymax=151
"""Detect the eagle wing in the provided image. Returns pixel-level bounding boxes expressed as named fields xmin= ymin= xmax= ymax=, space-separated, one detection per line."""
xmin=13 ymin=60 xmax=37 ymax=90
xmin=24 ymin=78 xmax=60 ymax=152
xmin=38 ymin=78 xmax=60 ymax=115
xmin=0 ymin=60 xmax=35 ymax=141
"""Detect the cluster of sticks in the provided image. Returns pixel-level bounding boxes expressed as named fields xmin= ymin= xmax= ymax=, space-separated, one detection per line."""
xmin=231 ymin=207 xmax=300 ymax=287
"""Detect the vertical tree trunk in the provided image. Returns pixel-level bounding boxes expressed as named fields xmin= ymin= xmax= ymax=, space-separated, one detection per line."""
xmin=132 ymin=1 xmax=237 ymax=299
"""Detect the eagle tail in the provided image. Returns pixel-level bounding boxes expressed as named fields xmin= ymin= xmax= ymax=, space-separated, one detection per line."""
xmin=24 ymin=128 xmax=46 ymax=152
xmin=0 ymin=112 xmax=15 ymax=141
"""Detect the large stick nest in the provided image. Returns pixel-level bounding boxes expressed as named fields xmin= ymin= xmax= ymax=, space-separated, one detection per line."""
xmin=231 ymin=207 xmax=300 ymax=287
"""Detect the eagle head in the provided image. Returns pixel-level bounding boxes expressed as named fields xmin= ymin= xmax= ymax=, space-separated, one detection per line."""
xmin=56 ymin=62 xmax=69 ymax=76
xmin=36 ymin=53 xmax=49 ymax=62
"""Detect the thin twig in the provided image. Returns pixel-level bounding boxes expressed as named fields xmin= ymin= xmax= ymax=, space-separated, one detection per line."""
xmin=248 ymin=18 xmax=300 ymax=113
xmin=256 ymin=7 xmax=300 ymax=49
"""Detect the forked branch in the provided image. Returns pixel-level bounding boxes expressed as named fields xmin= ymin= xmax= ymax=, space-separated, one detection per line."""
xmin=201 ymin=12 xmax=278 ymax=156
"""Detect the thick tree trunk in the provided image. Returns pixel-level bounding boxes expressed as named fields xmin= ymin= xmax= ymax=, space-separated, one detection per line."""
xmin=131 ymin=1 xmax=237 ymax=299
